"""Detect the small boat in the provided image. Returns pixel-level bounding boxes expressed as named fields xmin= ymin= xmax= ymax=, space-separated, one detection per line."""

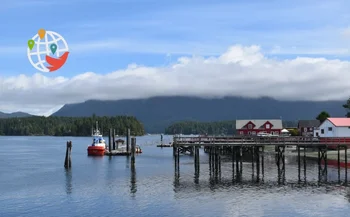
xmin=136 ymin=145 xmax=142 ymax=153
xmin=87 ymin=121 xmax=106 ymax=156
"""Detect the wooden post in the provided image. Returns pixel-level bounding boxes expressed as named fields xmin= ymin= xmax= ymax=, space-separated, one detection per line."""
xmin=127 ymin=128 xmax=130 ymax=154
xmin=131 ymin=137 xmax=136 ymax=164
xmin=298 ymin=145 xmax=300 ymax=181
xmin=113 ymin=129 xmax=116 ymax=150
xmin=109 ymin=129 xmax=112 ymax=153
xmin=64 ymin=141 xmax=72 ymax=168
xmin=345 ymin=147 xmax=348 ymax=182
xmin=161 ymin=134 xmax=163 ymax=145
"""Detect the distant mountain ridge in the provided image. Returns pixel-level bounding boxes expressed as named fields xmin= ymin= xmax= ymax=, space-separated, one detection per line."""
xmin=0 ymin=111 xmax=32 ymax=118
xmin=51 ymin=96 xmax=347 ymax=133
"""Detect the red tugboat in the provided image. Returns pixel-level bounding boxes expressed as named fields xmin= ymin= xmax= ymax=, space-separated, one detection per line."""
xmin=87 ymin=121 xmax=106 ymax=156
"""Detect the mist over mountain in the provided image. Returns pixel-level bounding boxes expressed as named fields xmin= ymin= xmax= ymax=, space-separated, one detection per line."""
xmin=51 ymin=96 xmax=346 ymax=133
xmin=0 ymin=111 xmax=32 ymax=118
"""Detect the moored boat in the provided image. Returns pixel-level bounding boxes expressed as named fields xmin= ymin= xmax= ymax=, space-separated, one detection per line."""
xmin=87 ymin=121 xmax=106 ymax=156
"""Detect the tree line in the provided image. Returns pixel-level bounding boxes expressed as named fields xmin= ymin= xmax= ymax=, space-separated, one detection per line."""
xmin=165 ymin=120 xmax=298 ymax=135
xmin=0 ymin=115 xmax=145 ymax=136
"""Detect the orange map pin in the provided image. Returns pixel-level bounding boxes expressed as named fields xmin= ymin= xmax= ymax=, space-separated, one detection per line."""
xmin=38 ymin=29 xmax=46 ymax=39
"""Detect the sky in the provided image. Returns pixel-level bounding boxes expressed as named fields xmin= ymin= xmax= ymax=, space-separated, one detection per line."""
xmin=1 ymin=0 xmax=350 ymax=115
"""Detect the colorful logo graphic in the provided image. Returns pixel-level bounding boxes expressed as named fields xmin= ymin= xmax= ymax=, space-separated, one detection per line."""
xmin=27 ymin=29 xmax=69 ymax=72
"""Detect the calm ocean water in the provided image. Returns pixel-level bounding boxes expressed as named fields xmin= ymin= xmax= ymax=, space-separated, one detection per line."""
xmin=1 ymin=135 xmax=350 ymax=217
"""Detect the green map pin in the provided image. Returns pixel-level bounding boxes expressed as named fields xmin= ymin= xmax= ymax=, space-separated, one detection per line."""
xmin=50 ymin=44 xmax=57 ymax=54
xmin=28 ymin=39 xmax=35 ymax=50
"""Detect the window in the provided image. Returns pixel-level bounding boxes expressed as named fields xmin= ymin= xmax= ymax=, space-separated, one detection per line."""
xmin=304 ymin=128 xmax=307 ymax=132
xmin=248 ymin=124 xmax=252 ymax=129
xmin=252 ymin=131 xmax=256 ymax=135
xmin=321 ymin=129 xmax=324 ymax=134
xmin=275 ymin=131 xmax=279 ymax=134
xmin=266 ymin=124 xmax=270 ymax=129
xmin=309 ymin=127 xmax=313 ymax=131
xmin=248 ymin=131 xmax=251 ymax=135
xmin=316 ymin=132 xmax=319 ymax=136
xmin=328 ymin=127 xmax=332 ymax=131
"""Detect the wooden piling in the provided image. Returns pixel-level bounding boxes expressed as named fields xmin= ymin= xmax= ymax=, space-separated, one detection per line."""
xmin=112 ymin=129 xmax=116 ymax=150
xmin=127 ymin=128 xmax=130 ymax=154
xmin=298 ymin=145 xmax=300 ymax=181
xmin=131 ymin=137 xmax=136 ymax=165
xmin=64 ymin=141 xmax=72 ymax=169
xmin=345 ymin=147 xmax=348 ymax=182
xmin=251 ymin=146 xmax=255 ymax=178
xmin=108 ymin=129 xmax=112 ymax=153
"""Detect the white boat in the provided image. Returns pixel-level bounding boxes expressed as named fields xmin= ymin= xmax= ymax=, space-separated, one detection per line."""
xmin=87 ymin=121 xmax=106 ymax=156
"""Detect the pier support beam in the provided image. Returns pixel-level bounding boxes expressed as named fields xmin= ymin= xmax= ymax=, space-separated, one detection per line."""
xmin=64 ymin=141 xmax=72 ymax=169
xmin=337 ymin=145 xmax=348 ymax=184
xmin=276 ymin=145 xmax=285 ymax=184
xmin=194 ymin=146 xmax=200 ymax=183
xmin=318 ymin=145 xmax=328 ymax=182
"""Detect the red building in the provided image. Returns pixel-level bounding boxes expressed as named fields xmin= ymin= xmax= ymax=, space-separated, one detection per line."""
xmin=236 ymin=119 xmax=283 ymax=135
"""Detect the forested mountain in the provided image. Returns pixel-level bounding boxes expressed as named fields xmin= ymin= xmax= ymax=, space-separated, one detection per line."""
xmin=0 ymin=116 xmax=144 ymax=136
xmin=52 ymin=96 xmax=346 ymax=133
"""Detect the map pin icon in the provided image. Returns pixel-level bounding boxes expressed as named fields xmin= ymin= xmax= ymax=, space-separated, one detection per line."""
xmin=50 ymin=44 xmax=57 ymax=54
xmin=28 ymin=39 xmax=35 ymax=50
xmin=38 ymin=29 xmax=46 ymax=39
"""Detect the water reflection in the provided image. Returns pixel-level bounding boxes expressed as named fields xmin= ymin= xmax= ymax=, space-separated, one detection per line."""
xmin=130 ymin=164 xmax=137 ymax=196
xmin=65 ymin=168 xmax=72 ymax=194
xmin=173 ymin=151 xmax=350 ymax=193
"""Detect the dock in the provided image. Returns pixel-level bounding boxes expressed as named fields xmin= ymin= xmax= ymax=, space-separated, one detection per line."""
xmin=104 ymin=128 xmax=140 ymax=157
xmin=172 ymin=135 xmax=350 ymax=184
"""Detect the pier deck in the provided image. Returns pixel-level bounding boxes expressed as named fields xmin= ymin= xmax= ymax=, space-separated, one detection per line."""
xmin=173 ymin=136 xmax=350 ymax=147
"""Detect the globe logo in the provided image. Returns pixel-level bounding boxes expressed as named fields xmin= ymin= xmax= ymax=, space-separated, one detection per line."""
xmin=27 ymin=29 xmax=69 ymax=72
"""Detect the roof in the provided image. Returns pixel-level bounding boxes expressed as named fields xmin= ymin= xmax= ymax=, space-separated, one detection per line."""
xmin=281 ymin=129 xmax=289 ymax=133
xmin=298 ymin=120 xmax=320 ymax=128
xmin=327 ymin=118 xmax=350 ymax=127
xmin=236 ymin=119 xmax=283 ymax=129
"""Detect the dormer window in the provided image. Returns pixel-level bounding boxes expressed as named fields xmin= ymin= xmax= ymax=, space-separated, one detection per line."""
xmin=266 ymin=124 xmax=270 ymax=129
xmin=248 ymin=124 xmax=252 ymax=129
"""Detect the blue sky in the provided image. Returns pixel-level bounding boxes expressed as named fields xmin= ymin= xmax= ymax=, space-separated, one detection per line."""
xmin=1 ymin=0 xmax=349 ymax=77
xmin=1 ymin=0 xmax=350 ymax=115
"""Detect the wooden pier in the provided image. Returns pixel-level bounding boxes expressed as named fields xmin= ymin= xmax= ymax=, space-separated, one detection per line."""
xmin=173 ymin=135 xmax=350 ymax=184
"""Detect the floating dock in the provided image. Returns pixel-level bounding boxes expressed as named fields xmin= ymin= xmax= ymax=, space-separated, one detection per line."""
xmin=105 ymin=149 xmax=131 ymax=156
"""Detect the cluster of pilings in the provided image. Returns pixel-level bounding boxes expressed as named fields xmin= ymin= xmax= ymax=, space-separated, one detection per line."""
xmin=173 ymin=142 xmax=350 ymax=184
xmin=107 ymin=128 xmax=131 ymax=153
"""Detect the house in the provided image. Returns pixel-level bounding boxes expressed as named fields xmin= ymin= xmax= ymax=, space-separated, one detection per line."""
xmin=313 ymin=118 xmax=350 ymax=137
xmin=236 ymin=119 xmax=283 ymax=135
xmin=298 ymin=120 xmax=321 ymax=136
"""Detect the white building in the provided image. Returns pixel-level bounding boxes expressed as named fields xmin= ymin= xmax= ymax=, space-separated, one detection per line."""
xmin=314 ymin=118 xmax=350 ymax=137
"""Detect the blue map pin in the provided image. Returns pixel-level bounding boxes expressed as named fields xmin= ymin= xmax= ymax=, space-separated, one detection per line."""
xmin=50 ymin=44 xmax=57 ymax=54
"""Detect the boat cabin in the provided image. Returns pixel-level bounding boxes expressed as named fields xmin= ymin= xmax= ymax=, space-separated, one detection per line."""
xmin=116 ymin=139 xmax=125 ymax=147
xmin=92 ymin=135 xmax=105 ymax=146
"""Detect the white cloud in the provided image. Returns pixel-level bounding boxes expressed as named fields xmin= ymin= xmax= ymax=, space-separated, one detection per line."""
xmin=1 ymin=44 xmax=350 ymax=115
xmin=342 ymin=27 xmax=350 ymax=38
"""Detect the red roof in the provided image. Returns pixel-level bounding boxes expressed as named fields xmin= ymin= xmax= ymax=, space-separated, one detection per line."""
xmin=327 ymin=118 xmax=350 ymax=127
